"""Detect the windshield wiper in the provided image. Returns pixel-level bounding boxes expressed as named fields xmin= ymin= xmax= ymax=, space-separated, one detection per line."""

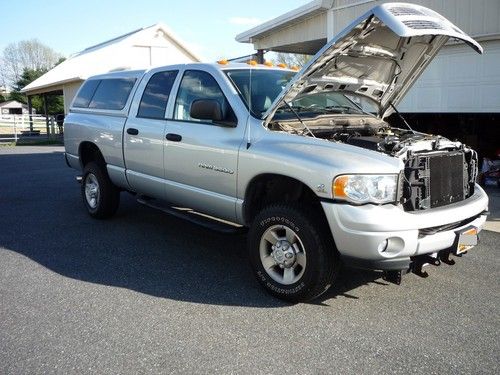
xmin=283 ymin=101 xmax=316 ymax=138
xmin=323 ymin=105 xmax=359 ymax=114
xmin=343 ymin=95 xmax=373 ymax=116
xmin=278 ymin=105 xmax=306 ymax=113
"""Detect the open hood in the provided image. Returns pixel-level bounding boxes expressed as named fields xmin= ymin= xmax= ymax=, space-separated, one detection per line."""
xmin=263 ymin=2 xmax=482 ymax=122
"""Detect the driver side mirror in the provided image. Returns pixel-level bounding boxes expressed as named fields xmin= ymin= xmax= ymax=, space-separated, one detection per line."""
xmin=190 ymin=99 xmax=237 ymax=127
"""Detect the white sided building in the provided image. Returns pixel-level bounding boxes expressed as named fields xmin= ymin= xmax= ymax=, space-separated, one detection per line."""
xmin=22 ymin=23 xmax=200 ymax=114
xmin=236 ymin=0 xmax=500 ymax=157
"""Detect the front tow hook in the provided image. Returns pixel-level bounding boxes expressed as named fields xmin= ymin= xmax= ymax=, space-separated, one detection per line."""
xmin=439 ymin=250 xmax=455 ymax=265
xmin=411 ymin=255 xmax=441 ymax=278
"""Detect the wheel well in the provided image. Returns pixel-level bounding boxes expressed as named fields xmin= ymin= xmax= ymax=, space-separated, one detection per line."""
xmin=79 ymin=142 xmax=105 ymax=168
xmin=243 ymin=174 xmax=324 ymax=225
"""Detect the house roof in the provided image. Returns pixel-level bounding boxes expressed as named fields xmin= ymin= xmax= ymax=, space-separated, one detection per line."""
xmin=0 ymin=100 xmax=28 ymax=109
xmin=235 ymin=0 xmax=334 ymax=43
xmin=22 ymin=23 xmax=201 ymax=95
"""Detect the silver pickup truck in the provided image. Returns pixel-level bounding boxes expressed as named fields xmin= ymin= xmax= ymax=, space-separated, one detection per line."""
xmin=64 ymin=3 xmax=489 ymax=301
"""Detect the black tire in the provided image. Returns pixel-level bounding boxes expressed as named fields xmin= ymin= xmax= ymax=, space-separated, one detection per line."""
xmin=248 ymin=204 xmax=338 ymax=302
xmin=81 ymin=162 xmax=120 ymax=219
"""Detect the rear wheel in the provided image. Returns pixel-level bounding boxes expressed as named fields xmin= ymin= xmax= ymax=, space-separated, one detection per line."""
xmin=81 ymin=162 xmax=120 ymax=219
xmin=248 ymin=204 xmax=338 ymax=302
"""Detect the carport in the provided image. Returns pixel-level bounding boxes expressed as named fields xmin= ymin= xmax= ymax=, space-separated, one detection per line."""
xmin=21 ymin=89 xmax=64 ymax=135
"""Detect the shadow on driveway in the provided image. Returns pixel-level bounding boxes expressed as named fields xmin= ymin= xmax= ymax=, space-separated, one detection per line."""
xmin=0 ymin=149 xmax=385 ymax=307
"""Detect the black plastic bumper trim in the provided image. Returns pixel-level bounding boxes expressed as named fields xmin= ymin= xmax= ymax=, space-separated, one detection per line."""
xmin=341 ymin=255 xmax=411 ymax=271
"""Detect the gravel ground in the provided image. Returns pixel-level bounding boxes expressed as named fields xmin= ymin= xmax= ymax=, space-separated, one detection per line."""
xmin=0 ymin=146 xmax=498 ymax=374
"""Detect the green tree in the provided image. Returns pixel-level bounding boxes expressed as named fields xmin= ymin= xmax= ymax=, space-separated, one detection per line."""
xmin=46 ymin=96 xmax=64 ymax=115
xmin=9 ymin=68 xmax=64 ymax=114
xmin=9 ymin=68 xmax=45 ymax=111
xmin=11 ymin=68 xmax=45 ymax=95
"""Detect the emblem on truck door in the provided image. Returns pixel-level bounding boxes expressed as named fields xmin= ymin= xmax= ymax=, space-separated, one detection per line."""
xmin=198 ymin=163 xmax=234 ymax=175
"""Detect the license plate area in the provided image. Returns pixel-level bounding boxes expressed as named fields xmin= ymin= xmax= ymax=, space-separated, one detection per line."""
xmin=455 ymin=227 xmax=478 ymax=254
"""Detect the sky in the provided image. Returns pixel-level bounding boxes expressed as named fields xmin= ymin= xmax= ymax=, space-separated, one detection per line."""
xmin=0 ymin=0 xmax=309 ymax=61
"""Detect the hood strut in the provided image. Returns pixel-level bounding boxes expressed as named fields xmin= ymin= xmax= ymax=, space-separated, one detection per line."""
xmin=283 ymin=101 xmax=316 ymax=138
xmin=389 ymin=102 xmax=415 ymax=134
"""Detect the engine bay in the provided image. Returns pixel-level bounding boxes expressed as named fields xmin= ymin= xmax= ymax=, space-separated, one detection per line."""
xmin=269 ymin=114 xmax=462 ymax=157
xmin=269 ymin=113 xmax=478 ymax=211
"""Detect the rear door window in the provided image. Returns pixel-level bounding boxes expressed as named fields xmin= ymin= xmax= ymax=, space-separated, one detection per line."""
xmin=137 ymin=70 xmax=178 ymax=119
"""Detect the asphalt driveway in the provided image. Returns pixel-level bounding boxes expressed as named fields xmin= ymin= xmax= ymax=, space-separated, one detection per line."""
xmin=0 ymin=146 xmax=498 ymax=374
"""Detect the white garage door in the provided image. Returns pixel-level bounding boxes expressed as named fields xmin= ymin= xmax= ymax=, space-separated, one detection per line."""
xmin=399 ymin=39 xmax=500 ymax=113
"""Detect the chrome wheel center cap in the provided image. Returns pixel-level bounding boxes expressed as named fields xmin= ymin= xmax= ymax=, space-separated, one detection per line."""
xmin=271 ymin=241 xmax=295 ymax=268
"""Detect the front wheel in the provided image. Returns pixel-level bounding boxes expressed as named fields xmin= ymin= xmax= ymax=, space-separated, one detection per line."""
xmin=248 ymin=204 xmax=338 ymax=302
xmin=81 ymin=162 xmax=120 ymax=219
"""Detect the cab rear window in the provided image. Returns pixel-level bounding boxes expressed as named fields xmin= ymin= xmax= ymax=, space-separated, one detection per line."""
xmin=73 ymin=78 xmax=137 ymax=110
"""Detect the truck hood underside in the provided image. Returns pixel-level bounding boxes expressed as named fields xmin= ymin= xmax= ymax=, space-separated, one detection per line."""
xmin=263 ymin=2 xmax=482 ymax=123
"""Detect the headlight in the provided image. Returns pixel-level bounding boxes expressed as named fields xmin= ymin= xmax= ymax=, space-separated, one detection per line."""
xmin=333 ymin=174 xmax=398 ymax=204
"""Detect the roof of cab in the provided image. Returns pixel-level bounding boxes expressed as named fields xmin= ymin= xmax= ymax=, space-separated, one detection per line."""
xmin=86 ymin=69 xmax=147 ymax=81
xmin=84 ymin=62 xmax=296 ymax=81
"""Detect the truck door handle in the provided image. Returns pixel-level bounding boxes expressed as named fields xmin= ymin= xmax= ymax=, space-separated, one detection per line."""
xmin=166 ymin=133 xmax=182 ymax=142
xmin=127 ymin=128 xmax=139 ymax=135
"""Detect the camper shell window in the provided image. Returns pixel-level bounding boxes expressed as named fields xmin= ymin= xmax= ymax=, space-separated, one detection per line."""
xmin=73 ymin=78 xmax=137 ymax=110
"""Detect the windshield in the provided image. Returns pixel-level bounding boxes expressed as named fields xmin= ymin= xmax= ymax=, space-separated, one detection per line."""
xmin=279 ymin=91 xmax=366 ymax=115
xmin=225 ymin=69 xmax=296 ymax=118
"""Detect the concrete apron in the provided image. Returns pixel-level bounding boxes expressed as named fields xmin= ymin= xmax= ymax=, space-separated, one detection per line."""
xmin=484 ymin=187 xmax=500 ymax=233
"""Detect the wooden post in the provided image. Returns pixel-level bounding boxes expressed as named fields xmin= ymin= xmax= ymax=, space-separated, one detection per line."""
xmin=27 ymin=95 xmax=34 ymax=132
xmin=256 ymin=49 xmax=264 ymax=64
xmin=44 ymin=93 xmax=49 ymax=138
